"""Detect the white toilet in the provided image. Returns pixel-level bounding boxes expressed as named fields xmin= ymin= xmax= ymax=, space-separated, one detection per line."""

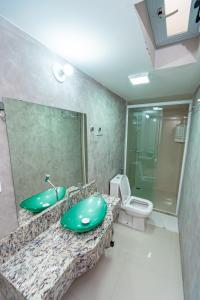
xmin=110 ymin=174 xmax=153 ymax=231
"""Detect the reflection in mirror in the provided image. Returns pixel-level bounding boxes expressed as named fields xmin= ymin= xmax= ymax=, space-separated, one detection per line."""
xmin=3 ymin=98 xmax=87 ymax=224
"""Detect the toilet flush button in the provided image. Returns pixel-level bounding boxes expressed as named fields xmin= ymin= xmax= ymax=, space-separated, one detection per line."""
xmin=81 ymin=218 xmax=90 ymax=224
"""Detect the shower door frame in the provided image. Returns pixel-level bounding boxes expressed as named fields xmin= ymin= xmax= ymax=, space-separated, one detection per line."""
xmin=124 ymin=100 xmax=192 ymax=216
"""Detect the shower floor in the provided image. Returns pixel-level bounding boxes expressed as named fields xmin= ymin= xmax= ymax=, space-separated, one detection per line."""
xmin=134 ymin=188 xmax=177 ymax=215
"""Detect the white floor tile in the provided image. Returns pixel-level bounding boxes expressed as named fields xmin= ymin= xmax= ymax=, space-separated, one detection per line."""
xmin=148 ymin=211 xmax=179 ymax=232
xmin=62 ymin=222 xmax=183 ymax=300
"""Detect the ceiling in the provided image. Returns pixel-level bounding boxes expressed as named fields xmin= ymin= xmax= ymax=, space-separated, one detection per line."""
xmin=0 ymin=0 xmax=199 ymax=102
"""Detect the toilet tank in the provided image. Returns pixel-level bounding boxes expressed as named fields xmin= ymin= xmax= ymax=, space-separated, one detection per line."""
xmin=110 ymin=174 xmax=123 ymax=198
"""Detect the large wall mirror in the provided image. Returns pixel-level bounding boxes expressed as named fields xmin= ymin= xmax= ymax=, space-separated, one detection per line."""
xmin=3 ymin=98 xmax=88 ymax=224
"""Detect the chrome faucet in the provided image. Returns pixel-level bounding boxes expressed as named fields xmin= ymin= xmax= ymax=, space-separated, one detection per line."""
xmin=45 ymin=174 xmax=58 ymax=201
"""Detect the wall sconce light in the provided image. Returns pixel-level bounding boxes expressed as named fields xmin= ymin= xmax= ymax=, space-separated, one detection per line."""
xmin=52 ymin=62 xmax=74 ymax=83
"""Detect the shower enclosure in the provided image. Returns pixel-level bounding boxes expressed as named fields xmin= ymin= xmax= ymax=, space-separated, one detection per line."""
xmin=125 ymin=101 xmax=192 ymax=215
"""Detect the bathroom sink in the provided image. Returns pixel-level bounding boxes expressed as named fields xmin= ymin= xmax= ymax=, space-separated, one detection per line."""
xmin=19 ymin=186 xmax=67 ymax=213
xmin=60 ymin=195 xmax=107 ymax=233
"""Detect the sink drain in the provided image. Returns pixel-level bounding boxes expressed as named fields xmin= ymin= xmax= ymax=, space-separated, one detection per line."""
xmin=81 ymin=218 xmax=90 ymax=224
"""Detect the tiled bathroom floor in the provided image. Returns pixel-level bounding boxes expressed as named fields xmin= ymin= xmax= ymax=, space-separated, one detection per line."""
xmin=147 ymin=211 xmax=179 ymax=232
xmin=62 ymin=223 xmax=184 ymax=300
xmin=0 ymin=222 xmax=183 ymax=300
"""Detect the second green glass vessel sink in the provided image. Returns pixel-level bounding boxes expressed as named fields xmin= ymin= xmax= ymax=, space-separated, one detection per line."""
xmin=19 ymin=186 xmax=67 ymax=213
xmin=60 ymin=195 xmax=107 ymax=233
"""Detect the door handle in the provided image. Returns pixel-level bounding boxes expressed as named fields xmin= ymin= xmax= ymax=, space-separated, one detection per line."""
xmin=157 ymin=7 xmax=178 ymax=19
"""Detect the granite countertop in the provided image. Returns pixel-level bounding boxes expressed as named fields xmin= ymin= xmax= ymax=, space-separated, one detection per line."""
xmin=0 ymin=195 xmax=120 ymax=300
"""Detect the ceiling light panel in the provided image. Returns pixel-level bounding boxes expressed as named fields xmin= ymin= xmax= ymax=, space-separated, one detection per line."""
xmin=128 ymin=73 xmax=150 ymax=85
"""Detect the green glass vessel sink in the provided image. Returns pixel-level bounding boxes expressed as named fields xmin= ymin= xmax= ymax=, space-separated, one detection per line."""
xmin=19 ymin=186 xmax=67 ymax=213
xmin=60 ymin=195 xmax=107 ymax=233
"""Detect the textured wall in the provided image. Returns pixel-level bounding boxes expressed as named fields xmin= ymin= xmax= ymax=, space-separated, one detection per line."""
xmin=4 ymin=99 xmax=85 ymax=204
xmin=179 ymin=87 xmax=200 ymax=300
xmin=0 ymin=16 xmax=126 ymax=238
xmin=0 ymin=116 xmax=18 ymax=237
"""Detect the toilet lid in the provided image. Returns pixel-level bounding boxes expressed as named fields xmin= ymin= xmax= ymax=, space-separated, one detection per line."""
xmin=119 ymin=175 xmax=131 ymax=203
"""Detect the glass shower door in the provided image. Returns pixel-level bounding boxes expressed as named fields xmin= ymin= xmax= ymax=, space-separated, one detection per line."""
xmin=126 ymin=108 xmax=162 ymax=201
xmin=126 ymin=105 xmax=188 ymax=215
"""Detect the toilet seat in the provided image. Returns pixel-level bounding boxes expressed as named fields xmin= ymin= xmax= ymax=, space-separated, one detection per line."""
xmin=110 ymin=174 xmax=153 ymax=231
xmin=119 ymin=175 xmax=153 ymax=218
xmin=122 ymin=196 xmax=153 ymax=217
